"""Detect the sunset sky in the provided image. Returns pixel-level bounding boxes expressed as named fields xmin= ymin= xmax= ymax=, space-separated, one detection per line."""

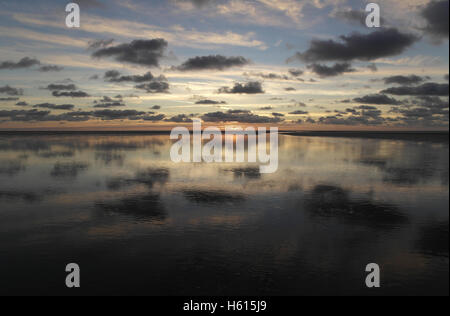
xmin=0 ymin=0 xmax=448 ymax=130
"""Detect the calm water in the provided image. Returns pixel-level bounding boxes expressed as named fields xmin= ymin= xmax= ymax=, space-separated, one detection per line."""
xmin=0 ymin=133 xmax=448 ymax=296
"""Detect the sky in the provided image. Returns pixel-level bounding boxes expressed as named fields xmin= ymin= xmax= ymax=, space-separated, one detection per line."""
xmin=0 ymin=0 xmax=448 ymax=130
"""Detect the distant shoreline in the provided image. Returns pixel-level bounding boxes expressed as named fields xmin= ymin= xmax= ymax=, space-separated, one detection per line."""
xmin=0 ymin=130 xmax=448 ymax=142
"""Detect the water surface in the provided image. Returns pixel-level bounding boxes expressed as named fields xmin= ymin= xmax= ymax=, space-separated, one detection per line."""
xmin=0 ymin=133 xmax=448 ymax=295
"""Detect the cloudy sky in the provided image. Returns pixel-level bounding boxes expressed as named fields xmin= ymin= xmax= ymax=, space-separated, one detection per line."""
xmin=0 ymin=0 xmax=448 ymax=130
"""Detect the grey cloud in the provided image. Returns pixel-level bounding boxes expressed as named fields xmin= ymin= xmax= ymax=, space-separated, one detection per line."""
xmin=52 ymin=91 xmax=90 ymax=98
xmin=218 ymin=81 xmax=264 ymax=94
xmin=166 ymin=114 xmax=193 ymax=123
xmin=15 ymin=101 xmax=28 ymax=106
xmin=195 ymin=99 xmax=227 ymax=104
xmin=201 ymin=110 xmax=283 ymax=123
xmin=354 ymin=94 xmax=403 ymax=105
xmin=92 ymin=39 xmax=168 ymax=67
xmin=292 ymin=28 xmax=418 ymax=63
xmin=289 ymin=69 xmax=304 ymax=77
xmin=39 ymin=65 xmax=64 ymax=72
xmin=88 ymin=39 xmax=114 ymax=50
xmin=245 ymin=72 xmax=291 ymax=80
xmin=33 ymin=103 xmax=75 ymax=110
xmin=307 ymin=62 xmax=355 ymax=77
xmin=176 ymin=55 xmax=249 ymax=71
xmin=135 ymin=76 xmax=170 ymax=93
xmin=45 ymin=84 xmax=77 ymax=91
xmin=383 ymin=75 xmax=429 ymax=85
xmin=104 ymin=70 xmax=155 ymax=83
xmin=289 ymin=110 xmax=309 ymax=115
xmin=381 ymin=83 xmax=449 ymax=96
xmin=0 ymin=57 xmax=40 ymax=70
xmin=420 ymin=0 xmax=449 ymax=42
xmin=0 ymin=97 xmax=20 ymax=101
xmin=0 ymin=85 xmax=23 ymax=96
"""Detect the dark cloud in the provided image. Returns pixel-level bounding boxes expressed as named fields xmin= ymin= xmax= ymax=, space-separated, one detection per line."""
xmin=92 ymin=109 xmax=146 ymax=120
xmin=39 ymin=65 xmax=64 ymax=72
xmin=383 ymin=75 xmax=429 ymax=85
xmin=92 ymin=39 xmax=168 ymax=67
xmin=52 ymin=91 xmax=90 ymax=98
xmin=0 ymin=85 xmax=23 ymax=96
xmin=33 ymin=103 xmax=75 ymax=110
xmin=307 ymin=62 xmax=355 ymax=77
xmin=166 ymin=114 xmax=193 ymax=123
xmin=135 ymin=76 xmax=170 ymax=93
xmin=259 ymin=106 xmax=273 ymax=110
xmin=420 ymin=0 xmax=449 ymax=42
xmin=245 ymin=72 xmax=291 ymax=80
xmin=218 ymin=81 xmax=264 ymax=94
xmin=289 ymin=110 xmax=309 ymax=115
xmin=0 ymin=109 xmax=51 ymax=121
xmin=151 ymin=105 xmax=161 ymax=110
xmin=176 ymin=55 xmax=249 ymax=71
xmin=353 ymin=94 xmax=403 ymax=105
xmin=381 ymin=83 xmax=449 ymax=96
xmin=272 ymin=112 xmax=285 ymax=117
xmin=45 ymin=84 xmax=77 ymax=91
xmin=0 ymin=97 xmax=19 ymax=101
xmin=292 ymin=28 xmax=418 ymax=63
xmin=93 ymin=101 xmax=125 ymax=108
xmin=201 ymin=110 xmax=283 ymax=123
xmin=104 ymin=70 xmax=155 ymax=83
xmin=285 ymin=87 xmax=296 ymax=91
xmin=0 ymin=57 xmax=40 ymax=70
xmin=88 ymin=39 xmax=114 ymax=50
xmin=289 ymin=69 xmax=304 ymax=77
xmin=195 ymin=99 xmax=227 ymax=105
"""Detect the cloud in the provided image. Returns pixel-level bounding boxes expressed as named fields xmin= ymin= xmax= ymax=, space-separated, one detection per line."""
xmin=0 ymin=97 xmax=20 ymax=101
xmin=420 ymin=0 xmax=449 ymax=42
xmin=175 ymin=55 xmax=249 ymax=71
xmin=289 ymin=110 xmax=309 ymax=115
xmin=383 ymin=75 xmax=429 ymax=85
xmin=292 ymin=28 xmax=418 ymax=63
xmin=15 ymin=101 xmax=28 ymax=106
xmin=201 ymin=110 xmax=283 ymax=123
xmin=166 ymin=114 xmax=194 ymax=123
xmin=151 ymin=105 xmax=161 ymax=110
xmin=92 ymin=39 xmax=168 ymax=67
xmin=0 ymin=57 xmax=40 ymax=70
xmin=135 ymin=76 xmax=170 ymax=93
xmin=195 ymin=99 xmax=227 ymax=104
xmin=88 ymin=38 xmax=114 ymax=50
xmin=104 ymin=70 xmax=155 ymax=83
xmin=307 ymin=62 xmax=355 ymax=77
xmin=33 ymin=103 xmax=75 ymax=110
xmin=244 ymin=71 xmax=291 ymax=80
xmin=218 ymin=81 xmax=264 ymax=94
xmin=272 ymin=112 xmax=285 ymax=117
xmin=353 ymin=94 xmax=403 ymax=105
xmin=288 ymin=69 xmax=304 ymax=77
xmin=52 ymin=91 xmax=90 ymax=98
xmin=381 ymin=83 xmax=449 ymax=96
xmin=0 ymin=85 xmax=23 ymax=96
xmin=38 ymin=65 xmax=64 ymax=72
xmin=45 ymin=84 xmax=77 ymax=91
